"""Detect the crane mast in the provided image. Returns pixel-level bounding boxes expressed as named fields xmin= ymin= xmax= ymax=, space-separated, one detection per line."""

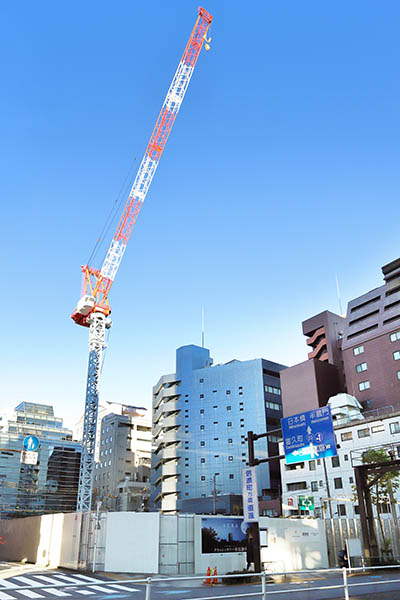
xmin=74 ymin=7 xmax=213 ymax=512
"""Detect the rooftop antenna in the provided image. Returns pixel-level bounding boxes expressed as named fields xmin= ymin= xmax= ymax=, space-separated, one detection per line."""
xmin=335 ymin=273 xmax=344 ymax=316
xmin=201 ymin=307 xmax=205 ymax=348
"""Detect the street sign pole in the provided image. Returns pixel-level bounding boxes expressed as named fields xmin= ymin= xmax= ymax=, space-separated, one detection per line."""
xmin=247 ymin=431 xmax=261 ymax=573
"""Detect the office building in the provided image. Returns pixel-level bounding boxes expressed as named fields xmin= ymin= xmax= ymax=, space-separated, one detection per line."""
xmin=151 ymin=344 xmax=286 ymax=514
xmin=281 ymin=257 xmax=400 ymax=417
xmin=93 ymin=405 xmax=151 ymax=510
xmin=0 ymin=402 xmax=81 ymax=518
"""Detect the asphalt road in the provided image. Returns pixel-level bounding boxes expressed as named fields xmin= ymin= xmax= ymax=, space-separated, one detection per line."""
xmin=1 ymin=569 xmax=400 ymax=600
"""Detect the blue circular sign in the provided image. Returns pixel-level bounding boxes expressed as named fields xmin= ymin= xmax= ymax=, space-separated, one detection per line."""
xmin=23 ymin=435 xmax=39 ymax=451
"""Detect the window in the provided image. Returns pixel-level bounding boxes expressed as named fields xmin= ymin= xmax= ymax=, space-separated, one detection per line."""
xmin=390 ymin=331 xmax=400 ymax=342
xmin=201 ymin=458 xmax=205 ymax=463
xmin=349 ymin=476 xmax=353 ymax=483
xmin=228 ymin=438 xmax=233 ymax=443
xmin=229 ymin=474 xmax=234 ymax=479
xmin=287 ymin=482 xmax=307 ymax=491
xmin=213 ymin=421 xmax=218 ymax=425
xmin=353 ymin=345 xmax=364 ymax=356
xmin=390 ymin=422 xmax=400 ymax=434
xmin=311 ymin=481 xmax=318 ymax=492
xmin=358 ymin=428 xmax=370 ymax=438
xmin=338 ymin=504 xmax=346 ymax=516
xmin=265 ymin=401 xmax=281 ymax=411
xmin=227 ymin=422 xmax=232 ymax=427
xmin=226 ymin=390 xmax=231 ymax=395
xmin=200 ymin=394 xmax=204 ymax=398
xmin=359 ymin=381 xmax=371 ymax=391
xmin=227 ymin=406 xmax=231 ymax=411
xmin=200 ymin=409 xmax=204 ymax=414
xmin=356 ymin=362 xmax=368 ymax=373
xmin=371 ymin=424 xmax=385 ymax=433
xmin=265 ymin=385 xmax=281 ymax=395
xmin=201 ymin=476 xmax=205 ymax=481
xmin=200 ymin=441 xmax=205 ymax=447
xmin=200 ymin=378 xmax=204 ymax=383
xmin=309 ymin=460 xmax=316 ymax=471
xmin=200 ymin=425 xmax=205 ymax=430
xmin=394 ymin=351 xmax=400 ymax=361
xmin=228 ymin=456 xmax=233 ymax=462
xmin=344 ymin=454 xmax=348 ymax=461
xmin=331 ymin=456 xmax=340 ymax=468
xmin=341 ymin=432 xmax=353 ymax=441
xmin=334 ymin=477 xmax=343 ymax=489
xmin=398 ymin=371 xmax=400 ymax=381
xmin=286 ymin=462 xmax=304 ymax=471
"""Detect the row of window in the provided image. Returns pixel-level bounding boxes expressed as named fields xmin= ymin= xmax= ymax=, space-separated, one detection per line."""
xmin=265 ymin=401 xmax=281 ymax=411
xmin=265 ymin=385 xmax=281 ymax=396
xmin=353 ymin=330 xmax=400 ymax=357
xmin=340 ymin=421 xmax=400 ymax=441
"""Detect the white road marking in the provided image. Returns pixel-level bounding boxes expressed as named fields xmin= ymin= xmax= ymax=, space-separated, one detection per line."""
xmin=0 ymin=591 xmax=14 ymax=600
xmin=67 ymin=577 xmax=103 ymax=584
xmin=109 ymin=584 xmax=141 ymax=592
xmin=18 ymin=591 xmax=44 ymax=599
xmin=88 ymin=586 xmax=118 ymax=595
xmin=73 ymin=591 xmax=94 ymax=596
xmin=49 ymin=577 xmax=80 ymax=585
xmin=31 ymin=577 xmax=65 ymax=586
xmin=11 ymin=577 xmax=42 ymax=588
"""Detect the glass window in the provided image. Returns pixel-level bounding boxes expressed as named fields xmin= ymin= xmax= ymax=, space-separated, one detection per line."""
xmin=358 ymin=428 xmax=370 ymax=438
xmin=200 ymin=441 xmax=205 ymax=447
xmin=200 ymin=409 xmax=204 ymax=414
xmin=229 ymin=474 xmax=234 ymax=479
xmin=334 ymin=477 xmax=343 ymax=489
xmin=265 ymin=401 xmax=281 ymax=411
xmin=227 ymin=422 xmax=232 ymax=427
xmin=338 ymin=504 xmax=346 ymax=516
xmin=356 ymin=362 xmax=368 ymax=373
xmin=394 ymin=351 xmax=400 ymax=361
xmin=398 ymin=371 xmax=400 ymax=381
xmin=200 ymin=378 xmax=204 ymax=383
xmin=200 ymin=394 xmax=204 ymax=398
xmin=228 ymin=438 xmax=233 ymax=443
xmin=227 ymin=406 xmax=231 ymax=411
xmin=390 ymin=331 xmax=400 ymax=342
xmin=390 ymin=422 xmax=400 ymax=434
xmin=349 ymin=476 xmax=353 ymax=483
xmin=353 ymin=345 xmax=364 ymax=356
xmin=228 ymin=456 xmax=233 ymax=462
xmin=201 ymin=476 xmax=205 ymax=481
xmin=331 ymin=456 xmax=340 ymax=468
xmin=201 ymin=458 xmax=205 ymax=463
xmin=309 ymin=460 xmax=316 ymax=471
xmin=371 ymin=425 xmax=385 ymax=433
xmin=200 ymin=425 xmax=205 ymax=430
xmin=226 ymin=390 xmax=231 ymax=395
xmin=341 ymin=432 xmax=353 ymax=441
xmin=311 ymin=481 xmax=318 ymax=492
xmin=359 ymin=381 xmax=371 ymax=391
xmin=344 ymin=454 xmax=348 ymax=461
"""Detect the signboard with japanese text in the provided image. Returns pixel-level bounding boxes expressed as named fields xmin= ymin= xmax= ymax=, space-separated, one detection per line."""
xmin=20 ymin=450 xmax=38 ymax=465
xmin=281 ymin=406 xmax=337 ymax=464
xmin=242 ymin=467 xmax=259 ymax=522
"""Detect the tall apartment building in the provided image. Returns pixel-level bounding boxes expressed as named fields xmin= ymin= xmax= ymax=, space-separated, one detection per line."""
xmin=151 ymin=345 xmax=286 ymax=514
xmin=93 ymin=406 xmax=151 ymax=510
xmin=281 ymin=393 xmax=400 ymax=519
xmin=282 ymin=257 xmax=400 ymax=417
xmin=0 ymin=402 xmax=81 ymax=518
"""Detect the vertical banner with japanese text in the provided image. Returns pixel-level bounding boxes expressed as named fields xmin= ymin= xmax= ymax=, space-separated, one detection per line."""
xmin=242 ymin=467 xmax=259 ymax=522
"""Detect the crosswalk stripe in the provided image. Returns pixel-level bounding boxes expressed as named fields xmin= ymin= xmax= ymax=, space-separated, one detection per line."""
xmin=42 ymin=590 xmax=70 ymax=597
xmin=109 ymin=584 xmax=141 ymax=592
xmin=88 ymin=586 xmax=118 ymax=595
xmin=68 ymin=576 xmax=103 ymax=584
xmin=11 ymin=577 xmax=42 ymax=588
xmin=73 ymin=591 xmax=94 ymax=596
xmin=0 ymin=581 xmax=19 ymax=589
xmin=18 ymin=591 xmax=44 ymax=599
xmin=0 ymin=591 xmax=15 ymax=600
xmin=31 ymin=576 xmax=65 ymax=586
xmin=49 ymin=576 xmax=81 ymax=585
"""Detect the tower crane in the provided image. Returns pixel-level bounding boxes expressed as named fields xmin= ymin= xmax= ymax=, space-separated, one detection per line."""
xmin=71 ymin=7 xmax=213 ymax=512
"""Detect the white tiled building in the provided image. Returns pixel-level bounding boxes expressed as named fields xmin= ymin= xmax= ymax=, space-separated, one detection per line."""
xmin=281 ymin=395 xmax=400 ymax=519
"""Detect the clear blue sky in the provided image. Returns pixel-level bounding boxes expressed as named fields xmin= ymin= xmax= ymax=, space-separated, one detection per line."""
xmin=2 ymin=0 xmax=399 ymax=428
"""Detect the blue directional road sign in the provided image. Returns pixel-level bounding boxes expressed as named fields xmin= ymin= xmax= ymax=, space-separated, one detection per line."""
xmin=281 ymin=406 xmax=337 ymax=464
xmin=23 ymin=435 xmax=39 ymax=451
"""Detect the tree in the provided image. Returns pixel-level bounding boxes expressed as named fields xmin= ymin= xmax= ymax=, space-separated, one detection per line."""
xmin=355 ymin=448 xmax=400 ymax=550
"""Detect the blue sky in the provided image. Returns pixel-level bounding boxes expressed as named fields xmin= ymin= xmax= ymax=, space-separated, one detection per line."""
xmin=2 ymin=0 xmax=399 ymax=428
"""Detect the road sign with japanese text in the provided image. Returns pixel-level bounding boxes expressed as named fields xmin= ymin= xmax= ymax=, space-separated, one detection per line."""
xmin=242 ymin=467 xmax=259 ymax=522
xmin=281 ymin=406 xmax=337 ymax=464
xmin=20 ymin=450 xmax=38 ymax=465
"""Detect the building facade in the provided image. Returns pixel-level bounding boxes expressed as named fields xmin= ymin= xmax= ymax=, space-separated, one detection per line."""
xmin=151 ymin=345 xmax=286 ymax=514
xmin=0 ymin=402 xmax=81 ymax=518
xmin=280 ymin=395 xmax=400 ymax=519
xmin=281 ymin=257 xmax=400 ymax=417
xmin=93 ymin=406 xmax=151 ymax=510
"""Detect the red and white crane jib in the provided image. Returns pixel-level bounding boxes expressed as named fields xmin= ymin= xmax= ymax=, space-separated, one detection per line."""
xmin=72 ymin=7 xmax=212 ymax=327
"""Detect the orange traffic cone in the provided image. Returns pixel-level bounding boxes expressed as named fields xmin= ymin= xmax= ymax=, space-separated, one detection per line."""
xmin=212 ymin=566 xmax=218 ymax=585
xmin=205 ymin=566 xmax=211 ymax=585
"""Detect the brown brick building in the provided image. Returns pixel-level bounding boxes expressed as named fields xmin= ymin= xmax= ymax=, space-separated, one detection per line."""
xmin=282 ymin=258 xmax=400 ymax=417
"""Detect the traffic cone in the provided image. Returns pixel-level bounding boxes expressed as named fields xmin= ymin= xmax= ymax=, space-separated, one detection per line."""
xmin=205 ymin=566 xmax=211 ymax=585
xmin=212 ymin=566 xmax=218 ymax=585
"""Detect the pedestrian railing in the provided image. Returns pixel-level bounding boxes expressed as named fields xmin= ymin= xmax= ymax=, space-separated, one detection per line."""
xmin=2 ymin=564 xmax=400 ymax=599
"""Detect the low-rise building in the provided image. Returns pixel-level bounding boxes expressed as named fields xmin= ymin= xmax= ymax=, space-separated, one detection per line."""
xmin=281 ymin=395 xmax=400 ymax=519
